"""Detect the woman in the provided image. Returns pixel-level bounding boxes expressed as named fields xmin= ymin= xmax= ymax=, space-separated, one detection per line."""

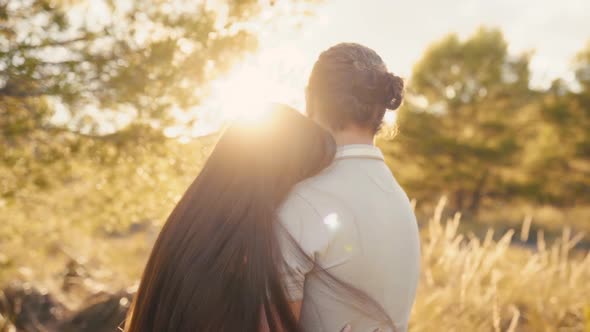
xmin=124 ymin=105 xmax=390 ymax=331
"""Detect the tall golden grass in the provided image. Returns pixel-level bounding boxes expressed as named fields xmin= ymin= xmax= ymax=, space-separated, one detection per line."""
xmin=0 ymin=195 xmax=588 ymax=331
xmin=411 ymin=198 xmax=590 ymax=331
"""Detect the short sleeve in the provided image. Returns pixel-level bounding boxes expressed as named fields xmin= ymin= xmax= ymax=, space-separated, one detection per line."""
xmin=277 ymin=191 xmax=331 ymax=301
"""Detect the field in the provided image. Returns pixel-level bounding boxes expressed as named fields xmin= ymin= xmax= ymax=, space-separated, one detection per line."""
xmin=1 ymin=190 xmax=588 ymax=331
xmin=412 ymin=199 xmax=590 ymax=331
xmin=1 ymin=135 xmax=588 ymax=331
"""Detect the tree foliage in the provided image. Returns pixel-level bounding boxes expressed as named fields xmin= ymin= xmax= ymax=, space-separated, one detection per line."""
xmin=380 ymin=28 xmax=590 ymax=212
xmin=0 ymin=0 xmax=291 ymax=136
xmin=0 ymin=0 xmax=315 ymax=198
xmin=521 ymin=45 xmax=590 ymax=204
xmin=381 ymin=28 xmax=531 ymax=212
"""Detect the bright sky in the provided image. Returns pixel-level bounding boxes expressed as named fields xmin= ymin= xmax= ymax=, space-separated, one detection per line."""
xmin=187 ymin=0 xmax=590 ymax=137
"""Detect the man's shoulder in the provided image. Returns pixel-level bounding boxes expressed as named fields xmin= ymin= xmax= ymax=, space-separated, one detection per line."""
xmin=280 ymin=173 xmax=352 ymax=224
xmin=283 ymin=175 xmax=335 ymax=211
xmin=279 ymin=182 xmax=321 ymax=221
xmin=290 ymin=164 xmax=342 ymax=197
xmin=278 ymin=172 xmax=356 ymax=255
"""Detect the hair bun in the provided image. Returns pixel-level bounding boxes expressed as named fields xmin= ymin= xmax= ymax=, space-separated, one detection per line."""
xmin=352 ymin=70 xmax=404 ymax=110
xmin=380 ymin=72 xmax=404 ymax=110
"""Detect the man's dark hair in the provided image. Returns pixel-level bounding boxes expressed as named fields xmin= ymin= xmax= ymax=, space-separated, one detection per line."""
xmin=306 ymin=43 xmax=404 ymax=133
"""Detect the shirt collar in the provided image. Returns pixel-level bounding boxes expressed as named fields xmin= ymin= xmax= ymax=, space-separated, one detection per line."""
xmin=335 ymin=144 xmax=385 ymax=161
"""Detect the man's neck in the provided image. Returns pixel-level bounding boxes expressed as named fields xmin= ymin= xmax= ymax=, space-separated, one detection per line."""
xmin=331 ymin=127 xmax=374 ymax=146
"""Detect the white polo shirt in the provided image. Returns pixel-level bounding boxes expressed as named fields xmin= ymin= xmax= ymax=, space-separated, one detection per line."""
xmin=278 ymin=144 xmax=420 ymax=332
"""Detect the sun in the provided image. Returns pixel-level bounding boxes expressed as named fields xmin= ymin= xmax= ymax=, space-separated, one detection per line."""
xmin=218 ymin=67 xmax=275 ymax=123
xmin=188 ymin=44 xmax=310 ymax=137
xmin=207 ymin=58 xmax=292 ymax=126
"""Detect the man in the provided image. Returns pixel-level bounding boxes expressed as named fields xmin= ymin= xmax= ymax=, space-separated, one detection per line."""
xmin=279 ymin=43 xmax=421 ymax=332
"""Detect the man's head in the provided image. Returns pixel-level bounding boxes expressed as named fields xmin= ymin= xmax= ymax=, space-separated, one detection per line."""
xmin=306 ymin=43 xmax=404 ymax=137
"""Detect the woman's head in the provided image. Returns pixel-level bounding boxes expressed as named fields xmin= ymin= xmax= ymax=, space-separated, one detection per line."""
xmin=306 ymin=43 xmax=404 ymax=134
xmin=124 ymin=104 xmax=335 ymax=332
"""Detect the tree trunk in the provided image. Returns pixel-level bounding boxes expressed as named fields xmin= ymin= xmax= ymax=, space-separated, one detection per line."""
xmin=454 ymin=189 xmax=465 ymax=212
xmin=468 ymin=170 xmax=490 ymax=214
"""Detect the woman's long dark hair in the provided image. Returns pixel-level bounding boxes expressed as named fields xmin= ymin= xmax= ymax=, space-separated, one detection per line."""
xmin=124 ymin=105 xmax=336 ymax=332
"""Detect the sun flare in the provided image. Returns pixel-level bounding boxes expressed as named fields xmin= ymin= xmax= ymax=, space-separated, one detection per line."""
xmin=188 ymin=43 xmax=311 ymax=138
xmin=207 ymin=55 xmax=299 ymax=125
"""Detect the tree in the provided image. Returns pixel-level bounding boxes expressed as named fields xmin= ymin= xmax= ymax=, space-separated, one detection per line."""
xmin=0 ymin=0 xmax=318 ymax=197
xmin=575 ymin=41 xmax=590 ymax=93
xmin=520 ymin=42 xmax=590 ymax=205
xmin=380 ymin=28 xmax=532 ymax=213
xmin=1 ymin=0 xmax=316 ymax=137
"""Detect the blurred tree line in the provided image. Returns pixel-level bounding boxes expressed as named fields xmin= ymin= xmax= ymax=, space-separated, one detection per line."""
xmin=1 ymin=0 xmax=589 ymax=236
xmin=380 ymin=28 xmax=590 ymax=214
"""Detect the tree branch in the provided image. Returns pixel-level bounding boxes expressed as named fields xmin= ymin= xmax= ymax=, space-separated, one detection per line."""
xmin=19 ymin=36 xmax=90 ymax=51
xmin=0 ymin=87 xmax=52 ymax=98
xmin=42 ymin=125 xmax=120 ymax=140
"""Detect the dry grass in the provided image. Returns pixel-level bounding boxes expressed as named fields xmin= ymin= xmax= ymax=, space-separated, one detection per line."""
xmin=411 ymin=198 xmax=590 ymax=332
xmin=1 ymin=193 xmax=589 ymax=331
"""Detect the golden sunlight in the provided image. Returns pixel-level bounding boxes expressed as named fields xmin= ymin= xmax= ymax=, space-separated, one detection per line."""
xmin=192 ymin=44 xmax=308 ymax=137
xmin=212 ymin=63 xmax=281 ymax=123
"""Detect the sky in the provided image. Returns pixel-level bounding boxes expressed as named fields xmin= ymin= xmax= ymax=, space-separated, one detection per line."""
xmin=305 ymin=0 xmax=590 ymax=84
xmin=187 ymin=0 xmax=590 ymax=136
